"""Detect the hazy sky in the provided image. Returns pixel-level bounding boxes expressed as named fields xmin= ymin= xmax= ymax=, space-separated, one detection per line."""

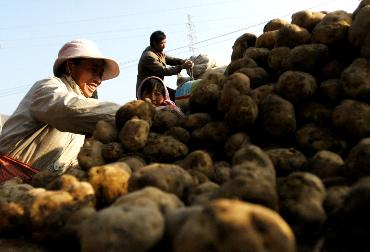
xmin=0 ymin=0 xmax=360 ymax=115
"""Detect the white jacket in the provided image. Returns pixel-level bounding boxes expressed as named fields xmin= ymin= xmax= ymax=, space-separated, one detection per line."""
xmin=0 ymin=75 xmax=120 ymax=174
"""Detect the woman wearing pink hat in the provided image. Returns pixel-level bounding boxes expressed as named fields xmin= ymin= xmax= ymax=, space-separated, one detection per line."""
xmin=0 ymin=39 xmax=121 ymax=183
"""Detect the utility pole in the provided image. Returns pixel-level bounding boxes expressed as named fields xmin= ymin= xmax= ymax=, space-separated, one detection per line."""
xmin=186 ymin=14 xmax=198 ymax=56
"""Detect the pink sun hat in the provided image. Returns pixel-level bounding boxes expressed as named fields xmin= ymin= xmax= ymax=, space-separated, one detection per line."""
xmin=53 ymin=39 xmax=120 ymax=81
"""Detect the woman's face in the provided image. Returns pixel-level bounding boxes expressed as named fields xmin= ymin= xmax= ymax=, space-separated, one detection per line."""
xmin=142 ymin=88 xmax=165 ymax=106
xmin=69 ymin=58 xmax=105 ymax=97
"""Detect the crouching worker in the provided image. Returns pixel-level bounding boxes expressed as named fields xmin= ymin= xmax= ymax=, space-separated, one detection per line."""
xmin=137 ymin=76 xmax=185 ymax=117
xmin=0 ymin=39 xmax=121 ymax=183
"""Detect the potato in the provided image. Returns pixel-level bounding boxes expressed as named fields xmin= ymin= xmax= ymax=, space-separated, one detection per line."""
xmin=275 ymin=24 xmax=311 ymax=48
xmin=275 ymin=71 xmax=317 ymax=103
xmin=77 ymin=138 xmax=105 ymax=171
xmin=255 ymin=30 xmax=278 ymax=49
xmin=164 ymin=126 xmax=190 ymax=144
xmin=296 ymin=123 xmax=347 ymax=155
xmin=174 ymin=199 xmax=296 ymax=252
xmin=344 ymin=138 xmax=370 ymax=180
xmin=296 ymin=101 xmax=332 ymax=126
xmin=92 ymin=120 xmax=118 ymax=144
xmin=152 ymin=109 xmax=182 ymax=133
xmin=281 ymin=44 xmax=329 ymax=73
xmin=265 ymin=148 xmax=306 ymax=177
xmin=113 ymin=186 xmax=184 ymax=215
xmin=236 ymin=67 xmax=270 ymax=88
xmin=218 ymin=72 xmax=251 ymax=113
xmin=243 ymin=47 xmax=269 ymax=68
xmin=304 ymin=150 xmax=344 ymax=179
xmin=181 ymin=113 xmax=212 ymax=131
xmin=267 ymin=46 xmax=290 ymax=70
xmin=230 ymin=33 xmax=257 ymax=61
xmin=186 ymin=182 xmax=219 ymax=206
xmin=88 ymin=162 xmax=131 ymax=207
xmin=176 ymin=150 xmax=214 ymax=179
xmin=224 ymin=132 xmax=251 ymax=160
xmin=128 ymin=163 xmax=193 ymax=198
xmin=340 ymin=57 xmax=370 ymax=101
xmin=119 ymin=118 xmax=150 ymax=152
xmin=188 ymin=82 xmax=220 ymax=114
xmin=101 ymin=142 xmax=124 ymax=162
xmin=263 ymin=18 xmax=289 ymax=32
xmin=332 ymin=99 xmax=370 ymax=141
xmin=80 ymin=205 xmax=164 ymax=252
xmin=291 ymin=10 xmax=325 ymax=31
xmin=143 ymin=133 xmax=188 ymax=162
xmin=259 ymin=94 xmax=297 ymax=141
xmin=224 ymin=56 xmax=258 ymax=75
xmin=224 ymin=95 xmax=258 ymax=131
xmin=311 ymin=11 xmax=352 ymax=45
xmin=213 ymin=161 xmax=231 ymax=184
xmin=278 ymin=172 xmax=326 ymax=240
xmin=115 ymin=100 xmax=156 ymax=130
xmin=348 ymin=5 xmax=370 ymax=48
xmin=211 ymin=175 xmax=278 ymax=210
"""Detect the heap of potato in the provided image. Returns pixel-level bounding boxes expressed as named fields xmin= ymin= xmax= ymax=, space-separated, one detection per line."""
xmin=1 ymin=1 xmax=370 ymax=251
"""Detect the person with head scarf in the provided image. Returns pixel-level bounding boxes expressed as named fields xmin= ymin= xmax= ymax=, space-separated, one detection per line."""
xmin=136 ymin=30 xmax=194 ymax=100
xmin=0 ymin=39 xmax=121 ymax=183
xmin=137 ymin=76 xmax=184 ymax=117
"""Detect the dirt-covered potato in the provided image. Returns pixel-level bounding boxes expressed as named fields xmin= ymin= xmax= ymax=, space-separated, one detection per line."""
xmin=304 ymin=150 xmax=344 ymax=179
xmin=267 ymin=46 xmax=290 ymax=70
xmin=311 ymin=11 xmax=352 ymax=45
xmin=88 ymin=162 xmax=131 ymax=207
xmin=224 ymin=95 xmax=258 ymax=131
xmin=278 ymin=172 xmax=326 ymax=240
xmin=344 ymin=138 xmax=370 ymax=180
xmin=92 ymin=120 xmax=118 ymax=144
xmin=348 ymin=4 xmax=370 ymax=48
xmin=259 ymin=94 xmax=297 ymax=141
xmin=46 ymin=174 xmax=95 ymax=205
xmin=318 ymin=79 xmax=346 ymax=105
xmin=332 ymin=99 xmax=370 ymax=141
xmin=186 ymin=182 xmax=219 ymax=206
xmin=296 ymin=123 xmax=347 ymax=155
xmin=113 ymin=186 xmax=184 ymax=215
xmin=211 ymin=175 xmax=278 ymax=210
xmin=231 ymin=144 xmax=276 ymax=184
xmin=265 ymin=148 xmax=306 ymax=177
xmin=243 ymin=47 xmax=270 ymax=68
xmin=323 ymin=177 xmax=370 ymax=251
xmin=174 ymin=199 xmax=296 ymax=252
xmin=118 ymin=155 xmax=147 ymax=173
xmin=188 ymin=82 xmax=220 ymax=114
xmin=128 ymin=163 xmax=193 ymax=198
xmin=224 ymin=56 xmax=258 ymax=75
xmin=115 ymin=100 xmax=156 ymax=130
xmin=213 ymin=161 xmax=231 ymax=184
xmin=281 ymin=43 xmax=329 ymax=73
xmin=176 ymin=150 xmax=214 ymax=179
xmin=236 ymin=67 xmax=270 ymax=88
xmin=143 ymin=133 xmax=189 ymax=162
xmin=320 ymin=59 xmax=348 ymax=80
xmin=230 ymin=33 xmax=257 ymax=61
xmin=101 ymin=142 xmax=124 ymax=162
xmin=323 ymin=185 xmax=350 ymax=216
xmin=249 ymin=83 xmax=275 ymax=105
xmin=275 ymin=24 xmax=311 ymax=48
xmin=255 ymin=30 xmax=278 ymax=49
xmin=119 ymin=118 xmax=150 ymax=152
xmin=291 ymin=10 xmax=325 ymax=31
xmin=77 ymin=138 xmax=105 ymax=171
xmin=191 ymin=121 xmax=230 ymax=149
xmin=152 ymin=110 xmax=183 ymax=133
xmin=275 ymin=71 xmax=317 ymax=103
xmin=181 ymin=113 xmax=212 ymax=131
xmin=296 ymin=101 xmax=332 ymax=126
xmin=263 ymin=18 xmax=289 ymax=32
xmin=164 ymin=126 xmax=190 ymax=144
xmin=224 ymin=132 xmax=251 ymax=160
xmin=80 ymin=205 xmax=164 ymax=252
xmin=218 ymin=72 xmax=251 ymax=113
xmin=340 ymin=57 xmax=370 ymax=101
xmin=30 ymin=171 xmax=60 ymax=188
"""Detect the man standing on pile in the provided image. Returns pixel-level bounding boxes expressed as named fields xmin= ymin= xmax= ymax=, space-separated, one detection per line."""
xmin=136 ymin=30 xmax=194 ymax=101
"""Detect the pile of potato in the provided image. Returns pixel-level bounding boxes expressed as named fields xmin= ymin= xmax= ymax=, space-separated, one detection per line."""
xmin=1 ymin=1 xmax=370 ymax=251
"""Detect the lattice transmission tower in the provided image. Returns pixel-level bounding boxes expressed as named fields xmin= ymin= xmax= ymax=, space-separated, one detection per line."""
xmin=186 ymin=14 xmax=199 ymax=56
